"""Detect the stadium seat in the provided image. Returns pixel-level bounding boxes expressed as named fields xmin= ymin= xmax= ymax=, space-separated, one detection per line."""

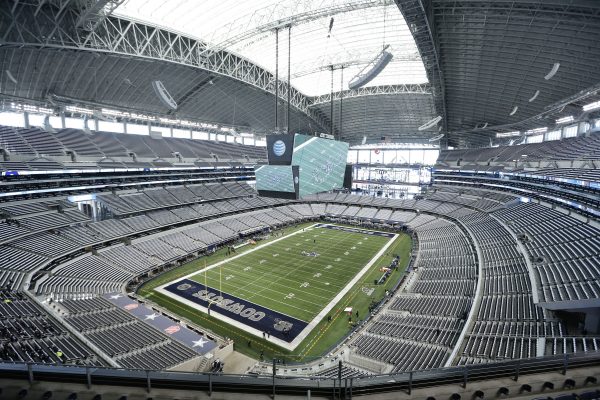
xmin=520 ymin=384 xmax=532 ymax=393
xmin=564 ymin=379 xmax=576 ymax=389
xmin=585 ymin=377 xmax=598 ymax=385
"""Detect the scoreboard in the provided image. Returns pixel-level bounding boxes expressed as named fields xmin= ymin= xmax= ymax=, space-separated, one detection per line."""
xmin=256 ymin=134 xmax=349 ymax=199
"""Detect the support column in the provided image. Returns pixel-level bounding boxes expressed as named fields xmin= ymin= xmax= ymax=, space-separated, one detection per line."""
xmin=287 ymin=25 xmax=291 ymax=135
xmin=339 ymin=66 xmax=344 ymax=141
xmin=275 ymin=27 xmax=279 ymax=133
xmin=91 ymin=200 xmax=98 ymax=221
xmin=330 ymin=65 xmax=334 ymax=137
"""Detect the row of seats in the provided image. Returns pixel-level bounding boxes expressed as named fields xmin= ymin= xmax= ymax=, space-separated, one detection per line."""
xmin=0 ymin=290 xmax=99 ymax=366
xmin=59 ymin=297 xmax=198 ymax=369
xmin=438 ymin=133 xmax=600 ymax=164
xmin=0 ymin=125 xmax=267 ymax=165
xmin=352 ymin=217 xmax=476 ymax=371
xmin=493 ymin=203 xmax=600 ymax=303
xmin=96 ymin=181 xmax=253 ymax=216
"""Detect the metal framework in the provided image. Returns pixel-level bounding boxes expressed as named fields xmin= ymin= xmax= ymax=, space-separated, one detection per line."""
xmin=75 ymin=0 xmax=126 ymax=31
xmin=394 ymin=0 xmax=447 ymax=139
xmin=203 ymin=0 xmax=395 ymax=55
xmin=396 ymin=0 xmax=600 ymax=148
xmin=311 ymin=87 xmax=436 ymax=144
xmin=290 ymin=52 xmax=421 ymax=79
xmin=0 ymin=1 xmax=331 ymax=132
xmin=310 ymin=83 xmax=431 ymax=105
xmin=6 ymin=1 xmax=597 ymax=147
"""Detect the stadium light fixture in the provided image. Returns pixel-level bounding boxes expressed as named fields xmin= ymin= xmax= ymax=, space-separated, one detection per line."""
xmin=496 ymin=131 xmax=520 ymax=138
xmin=65 ymin=105 xmax=94 ymax=115
xmin=12 ymin=102 xmax=54 ymax=115
xmin=152 ymin=80 xmax=178 ymax=110
xmin=582 ymin=100 xmax=600 ymax=112
xmin=524 ymin=127 xmax=547 ymax=135
xmin=555 ymin=116 xmax=574 ymax=125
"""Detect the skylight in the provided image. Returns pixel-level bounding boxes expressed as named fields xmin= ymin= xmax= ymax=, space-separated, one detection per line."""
xmin=114 ymin=0 xmax=428 ymax=96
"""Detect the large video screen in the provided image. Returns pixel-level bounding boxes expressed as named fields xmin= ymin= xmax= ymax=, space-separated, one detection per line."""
xmin=292 ymin=136 xmax=349 ymax=197
xmin=254 ymin=165 xmax=296 ymax=193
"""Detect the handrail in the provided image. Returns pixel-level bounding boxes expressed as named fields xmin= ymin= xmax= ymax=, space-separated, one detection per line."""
xmin=0 ymin=351 xmax=598 ymax=396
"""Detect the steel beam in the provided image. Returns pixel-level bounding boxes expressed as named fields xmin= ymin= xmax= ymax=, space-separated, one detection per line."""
xmin=0 ymin=1 xmax=330 ymax=132
xmin=309 ymin=83 xmax=431 ymax=105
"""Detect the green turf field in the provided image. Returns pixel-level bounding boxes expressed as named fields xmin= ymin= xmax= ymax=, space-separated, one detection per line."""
xmin=184 ymin=224 xmax=392 ymax=322
xmin=138 ymin=222 xmax=412 ymax=361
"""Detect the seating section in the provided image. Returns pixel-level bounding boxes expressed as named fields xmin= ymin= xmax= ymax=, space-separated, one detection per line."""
xmin=0 ymin=181 xmax=274 ymax=291
xmin=352 ymin=218 xmax=475 ymax=372
xmin=435 ymin=134 xmax=600 ymax=200
xmin=59 ymin=297 xmax=197 ymax=369
xmin=0 ymin=290 xmax=99 ymax=365
xmin=438 ymin=134 xmax=600 ymax=165
xmin=352 ymin=334 xmax=449 ymax=372
xmin=0 ymin=201 xmax=91 ymax=288
xmin=97 ymin=182 xmax=257 ymax=218
xmin=0 ymin=125 xmax=267 ymax=171
xmin=1 ymin=148 xmax=600 ymax=375
xmin=493 ymin=203 xmax=600 ymax=303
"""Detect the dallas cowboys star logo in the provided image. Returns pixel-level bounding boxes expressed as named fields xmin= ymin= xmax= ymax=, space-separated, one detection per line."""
xmin=144 ymin=313 xmax=158 ymax=321
xmin=192 ymin=338 xmax=208 ymax=348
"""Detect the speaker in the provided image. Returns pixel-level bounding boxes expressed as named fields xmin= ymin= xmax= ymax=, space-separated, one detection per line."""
xmin=152 ymin=80 xmax=177 ymax=110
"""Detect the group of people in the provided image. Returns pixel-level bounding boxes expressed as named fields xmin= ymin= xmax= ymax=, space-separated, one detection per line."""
xmin=210 ymin=358 xmax=224 ymax=372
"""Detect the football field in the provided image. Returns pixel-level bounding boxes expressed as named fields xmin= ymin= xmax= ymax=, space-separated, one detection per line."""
xmin=157 ymin=223 xmax=397 ymax=349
